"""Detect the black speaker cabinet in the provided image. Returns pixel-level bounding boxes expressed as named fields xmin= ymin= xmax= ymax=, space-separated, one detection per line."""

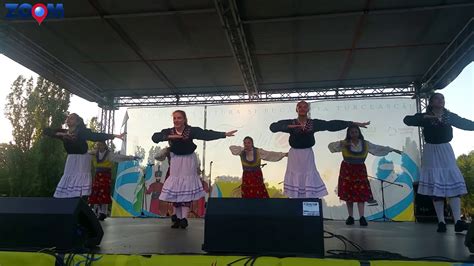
xmin=413 ymin=183 xmax=452 ymax=223
xmin=465 ymin=222 xmax=474 ymax=253
xmin=203 ymin=198 xmax=324 ymax=257
xmin=0 ymin=197 xmax=103 ymax=251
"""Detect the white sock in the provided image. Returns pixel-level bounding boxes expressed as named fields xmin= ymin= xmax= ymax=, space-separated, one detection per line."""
xmin=433 ymin=200 xmax=445 ymax=223
xmin=182 ymin=207 xmax=190 ymax=219
xmin=99 ymin=204 xmax=108 ymax=215
xmin=175 ymin=207 xmax=183 ymax=219
xmin=449 ymin=197 xmax=461 ymax=222
xmin=92 ymin=204 xmax=99 ymax=215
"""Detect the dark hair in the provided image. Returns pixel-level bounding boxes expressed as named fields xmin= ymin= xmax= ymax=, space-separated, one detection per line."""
xmin=243 ymin=136 xmax=254 ymax=147
xmin=426 ymin=92 xmax=446 ymax=113
xmin=172 ymin=110 xmax=188 ymax=125
xmin=69 ymin=113 xmax=85 ymax=128
xmin=345 ymin=125 xmax=364 ymax=141
xmin=67 ymin=113 xmax=86 ymax=137
xmin=96 ymin=141 xmax=109 ymax=151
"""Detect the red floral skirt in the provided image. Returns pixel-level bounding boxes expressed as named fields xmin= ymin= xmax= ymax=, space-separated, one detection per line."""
xmin=241 ymin=170 xmax=269 ymax=199
xmin=337 ymin=161 xmax=373 ymax=202
xmin=88 ymin=169 xmax=112 ymax=204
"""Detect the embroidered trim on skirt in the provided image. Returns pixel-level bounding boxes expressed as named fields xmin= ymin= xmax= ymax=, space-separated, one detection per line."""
xmin=54 ymin=154 xmax=92 ymax=198
xmin=337 ymin=161 xmax=373 ymax=202
xmin=417 ymin=143 xmax=467 ymax=197
xmin=241 ymin=169 xmax=269 ymax=198
xmin=88 ymin=169 xmax=112 ymax=204
xmin=159 ymin=153 xmax=206 ymax=203
xmin=284 ymin=148 xmax=328 ymax=198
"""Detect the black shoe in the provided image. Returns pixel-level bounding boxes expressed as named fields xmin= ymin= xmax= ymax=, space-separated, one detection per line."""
xmin=345 ymin=216 xmax=354 ymax=225
xmin=98 ymin=213 xmax=107 ymax=221
xmin=359 ymin=216 xmax=368 ymax=226
xmin=171 ymin=214 xmax=178 ymax=223
xmin=437 ymin=222 xmax=447 ymax=233
xmin=171 ymin=219 xmax=181 ymax=229
xmin=180 ymin=218 xmax=188 ymax=229
xmin=455 ymin=220 xmax=469 ymax=232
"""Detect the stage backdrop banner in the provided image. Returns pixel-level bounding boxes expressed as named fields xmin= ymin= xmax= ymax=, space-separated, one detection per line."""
xmin=111 ymin=161 xmax=157 ymax=217
xmin=123 ymin=98 xmax=420 ymax=221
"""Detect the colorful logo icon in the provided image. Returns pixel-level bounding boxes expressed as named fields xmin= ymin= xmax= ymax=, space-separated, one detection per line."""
xmin=31 ymin=3 xmax=48 ymax=25
xmin=5 ymin=3 xmax=64 ymax=25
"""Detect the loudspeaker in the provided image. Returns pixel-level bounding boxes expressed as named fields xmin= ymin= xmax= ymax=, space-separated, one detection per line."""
xmin=0 ymin=197 xmax=103 ymax=251
xmin=413 ymin=183 xmax=452 ymax=223
xmin=465 ymin=222 xmax=474 ymax=253
xmin=202 ymin=198 xmax=324 ymax=257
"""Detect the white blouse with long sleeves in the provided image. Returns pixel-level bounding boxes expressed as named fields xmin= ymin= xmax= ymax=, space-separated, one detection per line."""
xmin=229 ymin=145 xmax=286 ymax=162
xmin=328 ymin=139 xmax=395 ymax=156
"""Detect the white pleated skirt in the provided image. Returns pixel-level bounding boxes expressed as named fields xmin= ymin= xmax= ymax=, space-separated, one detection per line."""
xmin=284 ymin=148 xmax=328 ymax=198
xmin=418 ymin=143 xmax=467 ymax=197
xmin=54 ymin=154 xmax=92 ymax=198
xmin=159 ymin=153 xmax=206 ymax=203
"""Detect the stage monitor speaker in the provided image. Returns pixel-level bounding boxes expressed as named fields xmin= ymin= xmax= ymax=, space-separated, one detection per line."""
xmin=413 ymin=183 xmax=452 ymax=223
xmin=202 ymin=198 xmax=324 ymax=257
xmin=0 ymin=197 xmax=103 ymax=251
xmin=465 ymin=222 xmax=474 ymax=253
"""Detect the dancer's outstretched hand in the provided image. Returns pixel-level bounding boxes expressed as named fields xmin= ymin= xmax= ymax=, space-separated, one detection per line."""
xmin=353 ymin=121 xmax=370 ymax=128
xmin=115 ymin=132 xmax=126 ymax=140
xmin=225 ymin=130 xmax=238 ymax=137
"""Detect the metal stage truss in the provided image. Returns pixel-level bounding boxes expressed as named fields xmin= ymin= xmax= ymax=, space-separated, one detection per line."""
xmin=114 ymin=86 xmax=415 ymax=107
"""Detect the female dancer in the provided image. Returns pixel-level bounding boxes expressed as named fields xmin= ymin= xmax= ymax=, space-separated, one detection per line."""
xmin=328 ymin=125 xmax=401 ymax=226
xmin=152 ymin=110 xmax=237 ymax=229
xmin=404 ymin=93 xmax=474 ymax=233
xmin=229 ymin=136 xmax=287 ymax=198
xmin=89 ymin=141 xmax=137 ymax=220
xmin=269 ymin=100 xmax=369 ymax=198
xmin=43 ymin=113 xmax=124 ymax=198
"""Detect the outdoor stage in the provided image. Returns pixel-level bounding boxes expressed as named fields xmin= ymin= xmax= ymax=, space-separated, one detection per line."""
xmin=97 ymin=218 xmax=474 ymax=262
xmin=2 ymin=217 xmax=474 ymax=265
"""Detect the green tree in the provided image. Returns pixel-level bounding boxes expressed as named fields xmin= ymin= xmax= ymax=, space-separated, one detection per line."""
xmin=0 ymin=144 xmax=11 ymax=196
xmin=1 ymin=75 xmax=70 ymax=196
xmin=31 ymin=77 xmax=70 ymax=196
xmin=457 ymin=151 xmax=474 ymax=216
xmin=4 ymin=76 xmax=36 ymax=152
xmin=86 ymin=116 xmax=101 ymax=150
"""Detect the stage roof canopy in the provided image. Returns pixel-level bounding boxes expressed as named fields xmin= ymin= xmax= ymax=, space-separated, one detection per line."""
xmin=0 ymin=0 xmax=473 ymax=106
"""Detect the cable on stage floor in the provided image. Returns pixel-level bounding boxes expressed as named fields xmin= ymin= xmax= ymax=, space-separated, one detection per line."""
xmin=323 ymin=229 xmax=460 ymax=262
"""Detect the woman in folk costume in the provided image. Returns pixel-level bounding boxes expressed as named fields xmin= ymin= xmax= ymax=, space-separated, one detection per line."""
xmin=269 ymin=100 xmax=369 ymax=198
xmin=89 ymin=141 xmax=138 ymax=220
xmin=328 ymin=125 xmax=401 ymax=226
xmin=145 ymin=178 xmax=164 ymax=216
xmin=152 ymin=110 xmax=237 ymax=229
xmin=43 ymin=113 xmax=124 ymax=199
xmin=404 ymin=93 xmax=474 ymax=233
xmin=229 ymin=136 xmax=287 ymax=198
xmin=153 ymin=146 xmax=178 ymax=220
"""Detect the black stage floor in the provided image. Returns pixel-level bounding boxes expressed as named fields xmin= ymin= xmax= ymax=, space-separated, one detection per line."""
xmin=98 ymin=218 xmax=474 ymax=262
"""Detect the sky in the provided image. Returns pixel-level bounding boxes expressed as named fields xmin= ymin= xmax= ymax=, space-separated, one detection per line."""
xmin=0 ymin=54 xmax=126 ymax=147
